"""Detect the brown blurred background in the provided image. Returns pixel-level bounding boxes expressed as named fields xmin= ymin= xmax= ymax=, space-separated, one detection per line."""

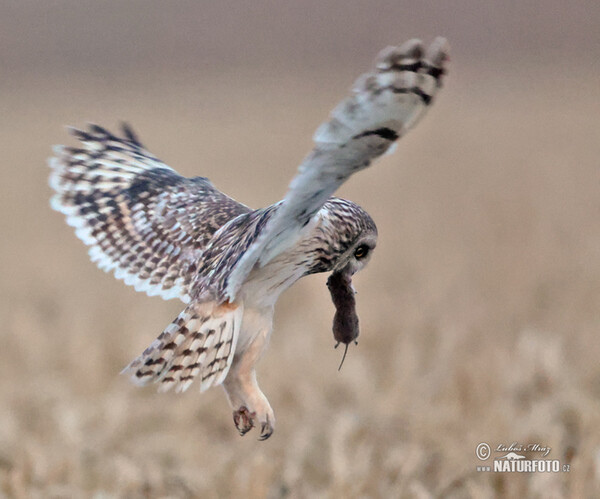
xmin=1 ymin=1 xmax=600 ymax=497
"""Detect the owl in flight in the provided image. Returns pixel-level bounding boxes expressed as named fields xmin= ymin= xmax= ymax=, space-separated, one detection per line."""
xmin=49 ymin=38 xmax=448 ymax=439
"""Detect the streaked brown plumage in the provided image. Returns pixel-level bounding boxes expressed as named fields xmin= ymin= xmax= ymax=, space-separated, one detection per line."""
xmin=49 ymin=37 xmax=449 ymax=439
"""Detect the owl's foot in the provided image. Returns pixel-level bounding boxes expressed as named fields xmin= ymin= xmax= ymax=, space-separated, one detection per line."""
xmin=232 ymin=404 xmax=275 ymax=440
xmin=233 ymin=406 xmax=255 ymax=435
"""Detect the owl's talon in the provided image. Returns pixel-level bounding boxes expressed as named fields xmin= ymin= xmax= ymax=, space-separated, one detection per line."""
xmin=258 ymin=417 xmax=273 ymax=441
xmin=233 ymin=406 xmax=255 ymax=436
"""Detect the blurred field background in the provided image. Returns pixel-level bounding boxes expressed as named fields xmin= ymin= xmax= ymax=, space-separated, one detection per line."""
xmin=1 ymin=1 xmax=600 ymax=497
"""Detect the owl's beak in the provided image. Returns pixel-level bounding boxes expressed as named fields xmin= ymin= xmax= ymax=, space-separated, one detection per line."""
xmin=326 ymin=265 xmax=360 ymax=347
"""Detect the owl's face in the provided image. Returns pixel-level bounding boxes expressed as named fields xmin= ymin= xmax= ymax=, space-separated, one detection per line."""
xmin=330 ymin=230 xmax=378 ymax=278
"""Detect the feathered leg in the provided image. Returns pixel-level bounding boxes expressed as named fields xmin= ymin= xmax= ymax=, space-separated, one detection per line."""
xmin=223 ymin=306 xmax=275 ymax=440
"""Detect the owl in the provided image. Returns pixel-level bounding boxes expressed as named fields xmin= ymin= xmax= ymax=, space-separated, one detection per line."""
xmin=49 ymin=38 xmax=448 ymax=439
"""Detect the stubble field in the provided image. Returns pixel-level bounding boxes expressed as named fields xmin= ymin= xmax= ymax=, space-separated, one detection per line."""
xmin=1 ymin=58 xmax=599 ymax=497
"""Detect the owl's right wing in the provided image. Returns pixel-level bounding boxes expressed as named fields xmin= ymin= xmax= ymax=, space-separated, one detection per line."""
xmin=49 ymin=124 xmax=250 ymax=303
xmin=219 ymin=37 xmax=449 ymax=302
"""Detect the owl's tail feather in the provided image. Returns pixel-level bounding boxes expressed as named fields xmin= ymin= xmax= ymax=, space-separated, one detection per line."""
xmin=122 ymin=301 xmax=244 ymax=393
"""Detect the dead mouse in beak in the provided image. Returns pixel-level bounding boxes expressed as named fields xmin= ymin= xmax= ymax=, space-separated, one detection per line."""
xmin=326 ymin=268 xmax=359 ymax=370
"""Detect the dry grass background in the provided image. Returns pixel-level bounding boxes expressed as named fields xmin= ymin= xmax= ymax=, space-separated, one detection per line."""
xmin=1 ymin=2 xmax=600 ymax=498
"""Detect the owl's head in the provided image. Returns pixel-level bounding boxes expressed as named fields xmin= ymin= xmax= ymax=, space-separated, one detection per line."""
xmin=316 ymin=197 xmax=378 ymax=276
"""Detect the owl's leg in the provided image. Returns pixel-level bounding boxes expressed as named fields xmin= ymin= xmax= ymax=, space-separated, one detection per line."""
xmin=223 ymin=326 xmax=275 ymax=440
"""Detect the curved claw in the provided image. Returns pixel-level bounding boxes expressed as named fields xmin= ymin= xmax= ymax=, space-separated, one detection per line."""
xmin=258 ymin=416 xmax=274 ymax=441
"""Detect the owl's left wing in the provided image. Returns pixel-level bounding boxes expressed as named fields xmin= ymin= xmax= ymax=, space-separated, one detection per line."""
xmin=49 ymin=124 xmax=250 ymax=303
xmin=220 ymin=37 xmax=449 ymax=302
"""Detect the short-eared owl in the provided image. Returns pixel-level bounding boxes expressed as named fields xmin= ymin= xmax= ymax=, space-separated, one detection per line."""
xmin=49 ymin=38 xmax=448 ymax=439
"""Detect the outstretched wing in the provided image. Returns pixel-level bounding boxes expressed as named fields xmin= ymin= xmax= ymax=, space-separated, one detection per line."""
xmin=49 ymin=124 xmax=250 ymax=303
xmin=219 ymin=37 xmax=449 ymax=301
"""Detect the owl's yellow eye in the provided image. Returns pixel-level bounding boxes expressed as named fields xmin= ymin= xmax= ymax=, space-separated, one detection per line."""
xmin=354 ymin=244 xmax=369 ymax=260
